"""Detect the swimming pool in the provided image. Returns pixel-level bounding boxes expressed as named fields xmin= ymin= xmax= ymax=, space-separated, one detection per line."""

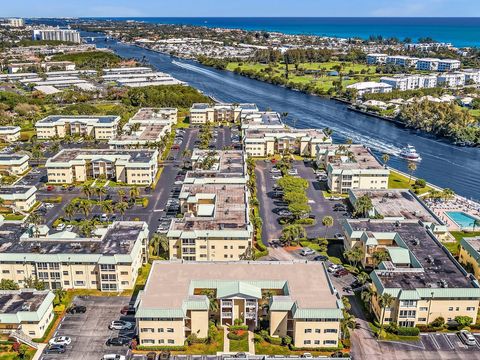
xmin=445 ymin=211 xmax=480 ymax=229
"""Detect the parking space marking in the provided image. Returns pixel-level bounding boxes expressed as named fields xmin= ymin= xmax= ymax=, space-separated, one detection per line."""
xmin=429 ymin=334 xmax=440 ymax=350
xmin=443 ymin=333 xmax=455 ymax=350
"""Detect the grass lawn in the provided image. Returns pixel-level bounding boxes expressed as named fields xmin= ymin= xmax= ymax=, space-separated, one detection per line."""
xmin=0 ymin=349 xmax=36 ymax=360
xmin=3 ymin=214 xmax=25 ymax=221
xmin=322 ymin=190 xmax=348 ymax=199
xmin=469 ymin=109 xmax=480 ymax=119
xmin=177 ymin=116 xmax=190 ymax=128
xmin=255 ymin=341 xmax=344 ymax=356
xmin=368 ymin=322 xmax=419 ymax=342
xmin=388 ymin=170 xmax=432 ymax=194
xmin=444 ymin=231 xmax=480 ymax=256
xmin=128 ymin=263 xmax=152 ymax=296
xmin=172 ymin=328 xmax=224 ymax=355
xmin=229 ymin=337 xmax=249 ymax=352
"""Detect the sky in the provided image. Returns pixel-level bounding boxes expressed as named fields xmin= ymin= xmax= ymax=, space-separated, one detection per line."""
xmin=3 ymin=0 xmax=480 ymax=18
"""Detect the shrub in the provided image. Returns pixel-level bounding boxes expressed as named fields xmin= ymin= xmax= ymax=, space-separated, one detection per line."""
xmin=282 ymin=335 xmax=292 ymax=346
xmin=228 ymin=325 xmax=248 ymax=331
xmin=234 ymin=318 xmax=243 ymax=326
xmin=455 ymin=316 xmax=473 ymax=328
xmin=414 ymin=179 xmax=427 ymax=188
xmin=385 ymin=322 xmax=398 ymax=334
xmin=227 ymin=331 xmax=248 ymax=340
xmin=186 ymin=333 xmax=205 ymax=345
xmin=43 ymin=196 xmax=62 ymax=203
xmin=142 ymin=198 xmax=149 ymax=208
xmin=136 ymin=345 xmax=186 ymax=351
xmin=429 ymin=316 xmax=445 ymax=328
xmin=397 ymin=327 xmax=420 ymax=336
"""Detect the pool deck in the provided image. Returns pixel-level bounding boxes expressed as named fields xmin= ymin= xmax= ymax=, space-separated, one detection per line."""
xmin=426 ymin=197 xmax=480 ymax=231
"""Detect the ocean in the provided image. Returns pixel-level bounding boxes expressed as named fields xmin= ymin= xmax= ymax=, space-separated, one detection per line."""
xmin=96 ymin=17 xmax=480 ymax=47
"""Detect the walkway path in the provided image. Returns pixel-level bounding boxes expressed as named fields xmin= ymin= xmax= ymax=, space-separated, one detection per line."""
xmin=248 ymin=324 xmax=256 ymax=354
xmin=223 ymin=327 xmax=230 ymax=353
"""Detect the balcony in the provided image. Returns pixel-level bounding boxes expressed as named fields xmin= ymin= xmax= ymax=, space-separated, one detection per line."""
xmin=245 ymin=312 xmax=256 ymax=320
xmin=246 ymin=301 xmax=257 ymax=308
xmin=222 ymin=301 xmax=233 ymax=307
xmin=222 ymin=312 xmax=232 ymax=318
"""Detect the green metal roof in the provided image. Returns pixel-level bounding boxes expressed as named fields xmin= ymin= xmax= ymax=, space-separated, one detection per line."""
xmin=293 ymin=308 xmax=343 ymax=320
xmin=182 ymin=296 xmax=210 ymax=311
xmin=460 ymin=238 xmax=480 ymax=264
xmin=387 ymin=247 xmax=411 ymax=265
xmin=269 ymin=296 xmax=294 ymax=311
xmin=216 ymin=281 xmax=262 ymax=299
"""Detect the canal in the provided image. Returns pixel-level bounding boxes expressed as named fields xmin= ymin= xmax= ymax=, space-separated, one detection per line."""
xmin=93 ymin=37 xmax=479 ymax=201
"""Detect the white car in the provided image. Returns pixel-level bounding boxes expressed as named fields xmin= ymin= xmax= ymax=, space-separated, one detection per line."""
xmin=300 ymin=248 xmax=315 ymax=256
xmin=288 ymin=169 xmax=298 ymax=176
xmin=272 ymin=174 xmax=282 ymax=180
xmin=109 ymin=320 xmax=133 ymax=331
xmin=102 ymin=355 xmax=126 ymax=360
xmin=328 ymin=264 xmax=343 ymax=273
xmin=301 ymin=353 xmax=313 ymax=358
xmin=270 ymin=168 xmax=281 ymax=173
xmin=56 ymin=223 xmax=65 ymax=231
xmin=334 ymin=233 xmax=345 ymax=241
xmin=458 ymin=330 xmax=476 ymax=346
xmin=65 ymin=225 xmax=74 ymax=232
xmin=278 ymin=210 xmax=292 ymax=217
xmin=49 ymin=336 xmax=72 ymax=346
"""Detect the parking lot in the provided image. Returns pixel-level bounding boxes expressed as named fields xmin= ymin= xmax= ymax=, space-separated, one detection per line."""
xmin=41 ymin=296 xmax=133 ymax=360
xmin=255 ymin=159 xmax=349 ymax=244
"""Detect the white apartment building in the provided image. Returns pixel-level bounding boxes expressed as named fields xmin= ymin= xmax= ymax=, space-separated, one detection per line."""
xmin=416 ymin=58 xmax=461 ymax=72
xmin=0 ymin=126 xmax=21 ymax=142
xmin=366 ymin=53 xmax=388 ymax=65
xmin=5 ymin=18 xmax=24 ymax=27
xmin=0 ymin=154 xmax=30 ymax=175
xmin=32 ymin=28 xmax=81 ymax=43
xmin=346 ymin=82 xmax=392 ymax=97
xmin=437 ymin=72 xmax=466 ymax=87
xmin=463 ymin=69 xmax=480 ymax=84
xmin=438 ymin=59 xmax=462 ymax=72
xmin=380 ymin=74 xmax=437 ymax=91
xmin=386 ymin=56 xmax=418 ymax=67
xmin=7 ymin=61 xmax=76 ymax=74
xmin=190 ymin=103 xmax=259 ymax=124
xmin=0 ymin=186 xmax=37 ymax=212
xmin=36 ymin=115 xmax=120 ymax=140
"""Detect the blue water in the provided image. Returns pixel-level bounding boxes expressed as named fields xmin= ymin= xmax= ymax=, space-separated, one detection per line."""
xmin=445 ymin=211 xmax=480 ymax=228
xmin=94 ymin=17 xmax=480 ymax=47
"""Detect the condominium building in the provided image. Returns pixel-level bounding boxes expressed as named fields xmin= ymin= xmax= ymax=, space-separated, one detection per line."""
xmin=416 ymin=58 xmax=461 ymax=72
xmin=46 ymin=149 xmax=158 ymax=185
xmin=346 ymin=82 xmax=392 ymax=97
xmin=244 ymin=126 xmax=332 ymax=158
xmin=128 ymin=107 xmax=178 ymax=125
xmin=0 ymin=221 xmax=149 ymax=291
xmin=5 ymin=18 xmax=25 ymax=27
xmin=438 ymin=59 xmax=462 ymax=72
xmin=366 ymin=53 xmax=388 ymax=65
xmin=463 ymin=69 xmax=480 ymax=84
xmin=344 ymin=219 xmax=480 ymax=327
xmin=459 ymin=237 xmax=480 ymax=281
xmin=0 ymin=186 xmax=37 ymax=212
xmin=0 ymin=154 xmax=30 ymax=175
xmin=380 ymin=74 xmax=437 ymax=91
xmin=32 ymin=28 xmax=81 ymax=43
xmin=316 ymin=145 xmax=389 ymax=194
xmin=135 ymin=261 xmax=343 ymax=348
xmin=385 ymin=56 xmax=418 ymax=67
xmin=188 ymin=149 xmax=246 ymax=178
xmin=0 ymin=126 xmax=21 ymax=142
xmin=437 ymin=72 xmax=466 ymax=87
xmin=36 ymin=115 xmax=120 ymax=140
xmin=0 ymin=290 xmax=54 ymax=338
xmin=189 ymin=103 xmax=259 ymax=124
xmin=7 ymin=61 xmax=76 ymax=74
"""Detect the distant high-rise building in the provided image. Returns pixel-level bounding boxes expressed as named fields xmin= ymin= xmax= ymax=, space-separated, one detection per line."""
xmin=6 ymin=18 xmax=24 ymax=27
xmin=32 ymin=28 xmax=81 ymax=43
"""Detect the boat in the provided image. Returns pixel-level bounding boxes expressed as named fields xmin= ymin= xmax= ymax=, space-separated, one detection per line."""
xmin=400 ymin=145 xmax=422 ymax=162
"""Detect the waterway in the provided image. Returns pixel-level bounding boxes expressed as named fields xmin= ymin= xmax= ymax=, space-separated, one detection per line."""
xmin=92 ymin=37 xmax=480 ymax=201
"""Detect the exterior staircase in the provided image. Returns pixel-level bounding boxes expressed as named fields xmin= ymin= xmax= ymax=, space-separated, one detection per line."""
xmin=10 ymin=330 xmax=39 ymax=349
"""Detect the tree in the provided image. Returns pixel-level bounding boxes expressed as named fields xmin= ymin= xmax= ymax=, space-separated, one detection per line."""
xmin=129 ymin=187 xmax=140 ymax=200
xmin=0 ymin=279 xmax=19 ymax=290
xmin=288 ymin=201 xmax=311 ymax=219
xmin=54 ymin=288 xmax=66 ymax=305
xmin=200 ymin=289 xmax=218 ymax=313
xmin=118 ymin=189 xmax=126 ymax=202
xmin=322 ymin=216 xmax=334 ymax=239
xmin=382 ymin=153 xmax=390 ymax=168
xmin=357 ymin=272 xmax=370 ymax=286
xmin=280 ymin=224 xmax=306 ymax=246
xmin=379 ymin=293 xmax=394 ymax=337
xmin=100 ymin=202 xmax=114 ymax=217
xmin=64 ymin=203 xmax=77 ymax=221
xmin=150 ymin=234 xmax=169 ymax=256
xmin=361 ymin=286 xmax=375 ymax=307
xmin=82 ymin=184 xmax=92 ymax=200
xmin=79 ymin=220 xmax=95 ymax=237
xmin=372 ymin=250 xmax=390 ymax=267
xmin=77 ymin=200 xmax=92 ymax=218
xmin=341 ymin=312 xmax=356 ymax=340
xmin=442 ymin=188 xmax=455 ymax=201
xmin=353 ymin=194 xmax=373 ymax=218
xmin=454 ymin=315 xmax=473 ymax=328
xmin=115 ymin=201 xmax=129 ymax=220
xmin=407 ymin=161 xmax=417 ymax=184
xmin=473 ymin=219 xmax=480 ymax=232
xmin=96 ymin=187 xmax=107 ymax=201
xmin=24 ymin=276 xmax=46 ymax=290
xmin=344 ymin=247 xmax=364 ymax=268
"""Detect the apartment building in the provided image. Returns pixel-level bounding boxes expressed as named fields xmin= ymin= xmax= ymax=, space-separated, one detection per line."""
xmin=135 ymin=261 xmax=343 ymax=348
xmin=344 ymin=219 xmax=480 ymax=327
xmin=346 ymin=82 xmax=392 ymax=97
xmin=188 ymin=149 xmax=246 ymax=178
xmin=347 ymin=189 xmax=450 ymax=242
xmin=366 ymin=53 xmax=388 ymax=65
xmin=438 ymin=59 xmax=462 ymax=72
xmin=0 ymin=126 xmax=21 ymax=142
xmin=128 ymin=107 xmax=178 ymax=125
xmin=437 ymin=72 xmax=466 ymax=87
xmin=316 ymin=145 xmax=389 ymax=194
xmin=0 ymin=221 xmax=149 ymax=291
xmin=0 ymin=186 xmax=37 ymax=212
xmin=380 ymin=74 xmax=437 ymax=91
xmin=46 ymin=149 xmax=158 ymax=185
xmin=385 ymin=56 xmax=418 ymax=67
xmin=416 ymin=58 xmax=461 ymax=72
xmin=244 ymin=126 xmax=332 ymax=158
xmin=36 ymin=115 xmax=120 ymax=140
xmin=0 ymin=154 xmax=30 ymax=175
xmin=189 ymin=103 xmax=259 ymax=124
xmin=463 ymin=69 xmax=480 ymax=84
xmin=168 ymin=178 xmax=253 ymax=261
xmin=5 ymin=18 xmax=25 ymax=27
xmin=0 ymin=290 xmax=54 ymax=338
xmin=7 ymin=61 xmax=76 ymax=74
xmin=459 ymin=237 xmax=480 ymax=281
xmin=32 ymin=28 xmax=81 ymax=43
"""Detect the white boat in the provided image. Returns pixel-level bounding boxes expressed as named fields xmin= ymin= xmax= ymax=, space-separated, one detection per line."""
xmin=400 ymin=145 xmax=422 ymax=161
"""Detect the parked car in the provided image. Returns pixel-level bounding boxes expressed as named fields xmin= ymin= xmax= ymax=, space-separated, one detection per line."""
xmin=334 ymin=268 xmax=349 ymax=277
xmin=287 ymin=169 xmax=298 ymax=176
xmin=158 ymin=351 xmax=170 ymax=360
xmin=109 ymin=320 xmax=133 ymax=330
xmin=67 ymin=304 xmax=86 ymax=314
xmin=120 ymin=305 xmax=135 ymax=315
xmin=234 ymin=353 xmax=247 ymax=358
xmin=272 ymin=174 xmax=282 ymax=180
xmin=102 ymin=355 xmax=126 ymax=360
xmin=313 ymin=255 xmax=329 ymax=261
xmin=270 ymin=167 xmax=281 ymax=173
xmin=49 ymin=336 xmax=72 ymax=346
xmin=301 ymin=353 xmax=313 ymax=358
xmin=328 ymin=264 xmax=343 ymax=273
xmin=101 ymin=213 xmax=108 ymax=221
xmin=300 ymin=247 xmax=315 ymax=256
xmin=46 ymin=344 xmax=66 ymax=354
xmin=278 ymin=209 xmax=292 ymax=217
xmin=56 ymin=223 xmax=65 ymax=231
xmin=458 ymin=330 xmax=476 ymax=346
xmin=46 ymin=185 xmax=55 ymax=191
xmin=334 ymin=233 xmax=345 ymax=241
xmin=106 ymin=337 xmax=131 ymax=346
xmin=65 ymin=225 xmax=74 ymax=232
xmin=146 ymin=352 xmax=157 ymax=360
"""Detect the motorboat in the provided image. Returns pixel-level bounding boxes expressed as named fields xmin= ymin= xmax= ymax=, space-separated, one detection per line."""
xmin=400 ymin=145 xmax=422 ymax=161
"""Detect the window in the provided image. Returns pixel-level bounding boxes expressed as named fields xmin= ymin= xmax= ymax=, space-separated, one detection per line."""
xmin=63 ymin=271 xmax=69 ymax=276
xmin=121 ymin=271 xmax=128 ymax=276
xmin=314 ymin=340 xmax=320 ymax=345
xmin=323 ymin=340 xmax=336 ymax=345
xmin=158 ymin=328 xmax=164 ymax=333
xmin=448 ymin=307 xmax=453 ymax=311
xmin=74 ymin=281 xmax=85 ymax=286
xmin=467 ymin=307 xmax=476 ymax=311
xmin=64 ymin=281 xmax=70 ymax=286
xmin=399 ymin=310 xmax=416 ymax=318
xmin=419 ymin=307 xmax=428 ymax=311
xmin=158 ymin=339 xmax=165 ymax=344
xmin=303 ymin=340 xmax=311 ymax=345
xmin=167 ymin=340 xmax=174 ymax=344
xmin=304 ymin=329 xmax=312 ymax=333
xmin=2 ymin=270 xmax=9 ymax=274
xmin=16 ymin=270 xmax=24 ymax=274
xmin=315 ymin=329 xmax=320 ymax=333
xmin=167 ymin=328 xmax=174 ymax=333
xmin=324 ymin=329 xmax=338 ymax=333
xmin=418 ymin=318 xmax=427 ymax=322
xmin=142 ymin=339 xmax=154 ymax=344
xmin=75 ymin=271 xmax=83 ymax=275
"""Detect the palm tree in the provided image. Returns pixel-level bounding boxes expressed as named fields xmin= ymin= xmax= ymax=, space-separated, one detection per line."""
xmin=79 ymin=220 xmax=95 ymax=237
xmin=100 ymin=202 xmax=114 ymax=217
xmin=353 ymin=194 xmax=373 ymax=218
xmin=340 ymin=312 xmax=356 ymax=340
xmin=407 ymin=161 xmax=417 ymax=184
xmin=379 ymin=293 xmax=394 ymax=338
xmin=118 ymin=189 xmax=126 ymax=202
xmin=200 ymin=289 xmax=218 ymax=313
xmin=280 ymin=224 xmax=306 ymax=246
xmin=77 ymin=200 xmax=92 ymax=218
xmin=115 ymin=202 xmax=129 ymax=220
xmin=382 ymin=153 xmax=390 ymax=168
xmin=150 ymin=234 xmax=169 ymax=256
xmin=361 ymin=287 xmax=375 ymax=308
xmin=96 ymin=187 xmax=107 ymax=202
xmin=54 ymin=288 xmax=67 ymax=305
xmin=82 ymin=184 xmax=92 ymax=200
xmin=322 ymin=216 xmax=334 ymax=239
xmin=129 ymin=187 xmax=140 ymax=200
xmin=64 ymin=203 xmax=77 ymax=221
xmin=28 ymin=212 xmax=44 ymax=226
xmin=357 ymin=272 xmax=370 ymax=286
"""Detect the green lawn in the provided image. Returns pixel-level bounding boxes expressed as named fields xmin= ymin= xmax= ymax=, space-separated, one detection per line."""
xmin=229 ymin=337 xmax=249 ymax=352
xmin=445 ymin=231 xmax=480 ymax=256
xmin=388 ymin=170 xmax=432 ymax=194
xmin=171 ymin=328 xmax=224 ymax=355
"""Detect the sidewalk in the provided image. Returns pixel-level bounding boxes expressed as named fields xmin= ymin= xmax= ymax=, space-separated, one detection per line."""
xmin=248 ymin=329 xmax=255 ymax=354
xmin=32 ymin=344 xmax=46 ymax=360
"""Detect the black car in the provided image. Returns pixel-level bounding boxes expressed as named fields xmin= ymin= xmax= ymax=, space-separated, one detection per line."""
xmin=46 ymin=344 xmax=66 ymax=354
xmin=313 ymin=255 xmax=328 ymax=261
xmin=106 ymin=337 xmax=131 ymax=346
xmin=67 ymin=305 xmax=86 ymax=314
xmin=146 ymin=352 xmax=157 ymax=360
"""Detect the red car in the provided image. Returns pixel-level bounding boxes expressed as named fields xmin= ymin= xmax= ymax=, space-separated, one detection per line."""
xmin=120 ymin=305 xmax=135 ymax=315
xmin=270 ymin=159 xmax=277 ymax=164
xmin=171 ymin=144 xmax=180 ymax=150
xmin=46 ymin=185 xmax=55 ymax=191
xmin=334 ymin=269 xmax=349 ymax=277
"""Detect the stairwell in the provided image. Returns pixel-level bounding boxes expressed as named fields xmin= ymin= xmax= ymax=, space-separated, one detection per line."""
xmin=10 ymin=330 xmax=39 ymax=349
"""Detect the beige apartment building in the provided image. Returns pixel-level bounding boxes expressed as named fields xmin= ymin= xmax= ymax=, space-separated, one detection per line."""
xmin=316 ymin=145 xmax=389 ymax=194
xmin=459 ymin=237 xmax=480 ymax=281
xmin=135 ymin=261 xmax=343 ymax=348
xmin=0 ymin=290 xmax=55 ymax=338
xmin=0 ymin=185 xmax=37 ymax=212
xmin=344 ymin=219 xmax=480 ymax=327
xmin=0 ymin=126 xmax=21 ymax=142
xmin=244 ymin=126 xmax=332 ymax=158
xmin=0 ymin=221 xmax=149 ymax=291
xmin=35 ymin=115 xmax=120 ymax=140
xmin=0 ymin=153 xmax=30 ymax=175
xmin=46 ymin=148 xmax=159 ymax=185
xmin=189 ymin=103 xmax=258 ymax=125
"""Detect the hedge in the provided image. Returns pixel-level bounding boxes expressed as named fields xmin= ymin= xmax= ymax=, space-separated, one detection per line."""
xmin=227 ymin=331 xmax=248 ymax=340
xmin=228 ymin=325 xmax=248 ymax=331
xmin=137 ymin=345 xmax=186 ymax=351
xmin=397 ymin=327 xmax=420 ymax=336
xmin=43 ymin=196 xmax=62 ymax=203
xmin=289 ymin=345 xmax=343 ymax=351
xmin=265 ymin=335 xmax=283 ymax=346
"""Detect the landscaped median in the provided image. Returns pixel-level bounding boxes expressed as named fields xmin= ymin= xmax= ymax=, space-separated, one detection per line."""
xmin=228 ymin=324 xmax=249 ymax=352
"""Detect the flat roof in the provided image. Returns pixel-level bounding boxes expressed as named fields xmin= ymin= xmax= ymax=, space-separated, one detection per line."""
xmin=348 ymin=220 xmax=472 ymax=290
xmin=0 ymin=290 xmax=50 ymax=314
xmin=111 ymin=124 xmax=167 ymax=143
xmin=141 ymin=261 xmax=339 ymax=311
xmin=189 ymin=149 xmax=245 ymax=177
xmin=350 ymin=189 xmax=439 ymax=224
xmin=37 ymin=115 xmax=119 ymax=125
xmin=48 ymin=148 xmax=156 ymax=164
xmin=131 ymin=108 xmax=177 ymax=121
xmin=318 ymin=144 xmax=384 ymax=170
xmin=0 ymin=221 xmax=147 ymax=256
xmin=0 ymin=186 xmax=34 ymax=195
